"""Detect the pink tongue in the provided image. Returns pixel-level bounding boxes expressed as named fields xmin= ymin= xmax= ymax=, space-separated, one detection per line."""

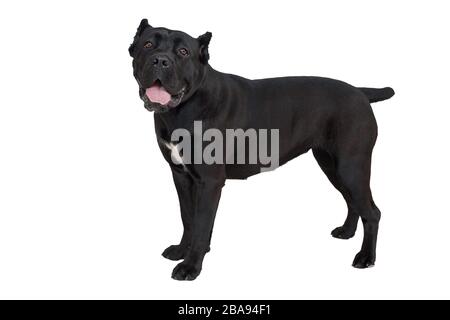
xmin=146 ymin=84 xmax=171 ymax=105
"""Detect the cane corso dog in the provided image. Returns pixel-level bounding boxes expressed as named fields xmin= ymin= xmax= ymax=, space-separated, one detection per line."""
xmin=129 ymin=19 xmax=394 ymax=280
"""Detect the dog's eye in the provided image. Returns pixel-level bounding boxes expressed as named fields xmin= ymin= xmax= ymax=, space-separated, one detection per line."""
xmin=143 ymin=41 xmax=153 ymax=49
xmin=178 ymin=48 xmax=189 ymax=56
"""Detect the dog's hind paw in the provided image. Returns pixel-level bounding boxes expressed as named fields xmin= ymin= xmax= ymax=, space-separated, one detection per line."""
xmin=331 ymin=226 xmax=355 ymax=239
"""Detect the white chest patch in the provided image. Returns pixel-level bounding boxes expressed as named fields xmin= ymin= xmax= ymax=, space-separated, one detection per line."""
xmin=162 ymin=140 xmax=187 ymax=171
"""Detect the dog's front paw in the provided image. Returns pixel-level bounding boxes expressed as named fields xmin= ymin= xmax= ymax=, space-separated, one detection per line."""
xmin=172 ymin=262 xmax=201 ymax=281
xmin=331 ymin=226 xmax=355 ymax=239
xmin=162 ymin=245 xmax=188 ymax=261
xmin=352 ymin=251 xmax=375 ymax=269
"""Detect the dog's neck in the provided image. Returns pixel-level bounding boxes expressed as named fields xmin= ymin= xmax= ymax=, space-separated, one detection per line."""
xmin=154 ymin=65 xmax=225 ymax=132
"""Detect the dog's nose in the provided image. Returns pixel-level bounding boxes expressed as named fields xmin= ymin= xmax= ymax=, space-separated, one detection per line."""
xmin=152 ymin=56 xmax=171 ymax=68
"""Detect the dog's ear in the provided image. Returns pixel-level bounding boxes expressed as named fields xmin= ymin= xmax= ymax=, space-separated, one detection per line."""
xmin=197 ymin=32 xmax=212 ymax=64
xmin=128 ymin=19 xmax=152 ymax=57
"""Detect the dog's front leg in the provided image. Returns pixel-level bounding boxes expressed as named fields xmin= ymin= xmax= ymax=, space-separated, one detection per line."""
xmin=171 ymin=178 xmax=224 ymax=281
xmin=162 ymin=167 xmax=196 ymax=261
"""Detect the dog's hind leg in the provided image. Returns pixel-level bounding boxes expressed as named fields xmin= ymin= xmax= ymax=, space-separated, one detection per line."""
xmin=334 ymin=152 xmax=381 ymax=268
xmin=312 ymin=149 xmax=359 ymax=239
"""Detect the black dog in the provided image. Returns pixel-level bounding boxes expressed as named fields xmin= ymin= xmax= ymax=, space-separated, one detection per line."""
xmin=129 ymin=19 xmax=394 ymax=280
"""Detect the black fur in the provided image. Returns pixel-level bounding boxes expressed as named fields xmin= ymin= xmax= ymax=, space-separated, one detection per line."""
xmin=358 ymin=87 xmax=395 ymax=103
xmin=197 ymin=32 xmax=212 ymax=63
xmin=128 ymin=19 xmax=151 ymax=57
xmin=129 ymin=20 xmax=394 ymax=280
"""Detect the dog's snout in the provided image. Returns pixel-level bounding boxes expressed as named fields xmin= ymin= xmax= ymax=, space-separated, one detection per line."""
xmin=152 ymin=56 xmax=171 ymax=68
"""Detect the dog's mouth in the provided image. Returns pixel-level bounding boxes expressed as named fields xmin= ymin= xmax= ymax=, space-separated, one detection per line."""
xmin=141 ymin=81 xmax=186 ymax=113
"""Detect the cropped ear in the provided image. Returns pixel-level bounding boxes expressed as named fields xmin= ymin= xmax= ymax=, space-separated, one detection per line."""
xmin=128 ymin=19 xmax=152 ymax=57
xmin=197 ymin=32 xmax=212 ymax=64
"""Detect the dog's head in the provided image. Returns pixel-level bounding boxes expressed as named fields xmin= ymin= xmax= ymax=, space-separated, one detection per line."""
xmin=129 ymin=19 xmax=212 ymax=113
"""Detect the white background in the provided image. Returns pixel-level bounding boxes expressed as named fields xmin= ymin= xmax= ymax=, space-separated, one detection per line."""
xmin=0 ymin=0 xmax=449 ymax=299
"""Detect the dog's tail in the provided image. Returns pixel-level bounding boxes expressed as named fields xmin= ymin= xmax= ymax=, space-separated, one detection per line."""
xmin=358 ymin=87 xmax=395 ymax=103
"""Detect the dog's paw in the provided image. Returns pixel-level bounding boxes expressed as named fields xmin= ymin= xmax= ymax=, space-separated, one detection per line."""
xmin=162 ymin=245 xmax=211 ymax=261
xmin=162 ymin=245 xmax=188 ymax=261
xmin=352 ymin=251 xmax=376 ymax=269
xmin=331 ymin=226 xmax=355 ymax=239
xmin=172 ymin=262 xmax=201 ymax=281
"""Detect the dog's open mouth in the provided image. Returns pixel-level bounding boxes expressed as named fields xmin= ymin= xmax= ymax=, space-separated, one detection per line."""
xmin=142 ymin=81 xmax=185 ymax=112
